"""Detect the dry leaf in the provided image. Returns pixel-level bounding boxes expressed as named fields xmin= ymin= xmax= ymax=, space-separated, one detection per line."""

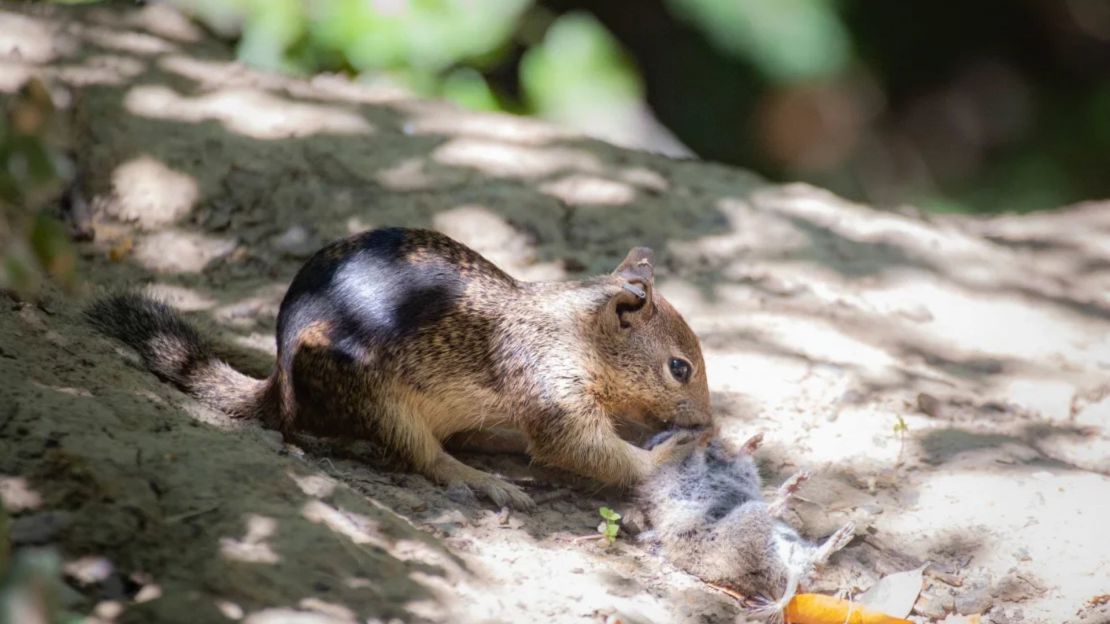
xmin=858 ymin=564 xmax=927 ymax=618
xmin=784 ymin=593 xmax=912 ymax=624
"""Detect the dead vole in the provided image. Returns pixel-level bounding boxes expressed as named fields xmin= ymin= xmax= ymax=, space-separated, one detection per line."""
xmin=86 ymin=227 xmax=712 ymax=508
xmin=638 ymin=429 xmax=855 ymax=618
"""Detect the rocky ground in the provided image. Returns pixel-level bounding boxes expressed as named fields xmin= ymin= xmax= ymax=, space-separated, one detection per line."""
xmin=1 ymin=3 xmax=1108 ymax=623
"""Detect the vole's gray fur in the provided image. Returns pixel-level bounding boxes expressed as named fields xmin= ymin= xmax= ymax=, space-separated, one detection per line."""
xmin=638 ymin=429 xmax=854 ymax=618
xmin=85 ymin=227 xmax=712 ymax=509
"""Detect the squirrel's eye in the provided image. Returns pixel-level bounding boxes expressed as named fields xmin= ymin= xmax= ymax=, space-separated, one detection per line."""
xmin=669 ymin=357 xmax=692 ymax=383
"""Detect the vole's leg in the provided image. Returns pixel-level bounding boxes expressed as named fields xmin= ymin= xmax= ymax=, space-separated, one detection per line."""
xmin=381 ymin=391 xmax=534 ymax=510
xmin=811 ymin=522 xmax=855 ymax=567
xmin=767 ymin=470 xmax=811 ymax=518
xmin=740 ymin=432 xmax=764 ymax=454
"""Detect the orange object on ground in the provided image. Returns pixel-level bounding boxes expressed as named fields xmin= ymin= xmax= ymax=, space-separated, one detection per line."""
xmin=783 ymin=593 xmax=912 ymax=624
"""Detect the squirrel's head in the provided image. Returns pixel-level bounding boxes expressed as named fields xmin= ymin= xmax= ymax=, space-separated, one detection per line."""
xmin=592 ymin=246 xmax=712 ymax=430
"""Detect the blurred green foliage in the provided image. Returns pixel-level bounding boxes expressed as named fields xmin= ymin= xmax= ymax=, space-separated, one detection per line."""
xmin=1 ymin=78 xmax=77 ymax=297
xmin=0 ymin=546 xmax=83 ymax=624
xmin=520 ymin=12 xmax=642 ymax=123
xmin=666 ymin=0 xmax=851 ymax=83
xmin=49 ymin=0 xmax=1110 ymax=214
xmin=173 ymin=0 xmax=534 ymax=102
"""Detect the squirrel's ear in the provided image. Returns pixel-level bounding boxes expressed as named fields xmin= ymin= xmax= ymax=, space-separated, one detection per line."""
xmin=608 ymin=247 xmax=655 ymax=330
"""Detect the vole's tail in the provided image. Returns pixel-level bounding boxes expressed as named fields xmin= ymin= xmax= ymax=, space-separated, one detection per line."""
xmin=85 ymin=292 xmax=268 ymax=419
xmin=745 ymin=569 xmax=801 ymax=623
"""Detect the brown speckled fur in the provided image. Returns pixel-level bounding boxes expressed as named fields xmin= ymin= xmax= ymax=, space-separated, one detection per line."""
xmin=86 ymin=228 xmax=712 ymax=508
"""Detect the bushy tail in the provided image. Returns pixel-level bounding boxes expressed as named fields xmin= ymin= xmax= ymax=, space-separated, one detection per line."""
xmin=84 ymin=292 xmax=268 ymax=419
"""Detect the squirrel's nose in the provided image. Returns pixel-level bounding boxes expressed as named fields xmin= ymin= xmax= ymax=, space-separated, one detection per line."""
xmin=672 ymin=400 xmax=713 ymax=426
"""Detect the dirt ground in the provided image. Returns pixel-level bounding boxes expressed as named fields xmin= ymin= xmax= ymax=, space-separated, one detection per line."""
xmin=1 ymin=3 xmax=1108 ymax=623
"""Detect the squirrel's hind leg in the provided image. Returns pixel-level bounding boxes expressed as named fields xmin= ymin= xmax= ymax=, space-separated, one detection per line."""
xmin=381 ymin=387 xmax=535 ymax=510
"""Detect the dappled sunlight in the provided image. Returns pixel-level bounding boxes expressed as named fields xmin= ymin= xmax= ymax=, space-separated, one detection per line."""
xmin=0 ymin=13 xmax=71 ymax=91
xmin=297 ymin=598 xmax=356 ymax=622
xmin=63 ymin=555 xmax=114 ymax=585
xmin=91 ymin=600 xmax=124 ymax=621
xmin=53 ymin=54 xmax=146 ymax=87
xmin=212 ymin=290 xmax=283 ymax=330
xmin=540 ymin=174 xmax=637 ymax=206
xmin=125 ymin=85 xmax=374 ymax=140
xmin=790 ymin=403 xmax=907 ymax=466
xmin=1074 ymin=394 xmax=1110 ymax=429
xmin=179 ymin=399 xmax=248 ymax=430
xmin=0 ymin=13 xmax=64 ymax=65
xmin=752 ymin=312 xmax=900 ymax=374
xmin=399 ymin=101 xmax=577 ymax=146
xmin=667 ymin=196 xmax=811 ymax=267
xmin=132 ymin=229 xmax=236 ymax=274
xmin=616 ymin=166 xmax=669 ymax=193
xmin=243 ymin=607 xmax=356 ymax=624
xmin=77 ymin=23 xmax=177 ymax=56
xmin=231 ymin=332 xmax=278 ymax=357
xmin=109 ymin=155 xmax=199 ymax=229
xmin=702 ymin=350 xmax=817 ymax=411
xmin=144 ymin=283 xmax=219 ymax=311
xmin=220 ymin=514 xmax=281 ymax=564
xmin=863 ymin=279 xmax=1094 ymax=364
xmin=301 ymin=500 xmax=390 ymax=551
xmin=432 ymin=205 xmax=565 ymax=281
xmin=96 ymin=3 xmax=203 ymax=43
xmin=30 ymin=379 xmax=94 ymax=398
xmin=755 ymin=184 xmax=990 ymax=260
xmin=0 ymin=475 xmax=43 ymax=512
xmin=401 ymin=597 xmax=451 ymax=622
xmin=880 ymin=468 xmax=1109 ymax=602
xmin=288 ymin=469 xmax=338 ymax=499
xmin=215 ymin=600 xmax=245 ymax=620
xmin=1000 ymin=378 xmax=1075 ymax=421
xmin=374 ymin=157 xmax=447 ymax=192
xmin=432 ymin=137 xmax=603 ymax=178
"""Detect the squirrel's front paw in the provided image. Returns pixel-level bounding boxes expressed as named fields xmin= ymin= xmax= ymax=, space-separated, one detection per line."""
xmin=476 ymin=475 xmax=535 ymax=511
xmin=646 ymin=428 xmax=700 ymax=467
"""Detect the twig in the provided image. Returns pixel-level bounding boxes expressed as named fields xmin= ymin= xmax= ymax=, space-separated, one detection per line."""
xmin=704 ymin=581 xmax=746 ymax=603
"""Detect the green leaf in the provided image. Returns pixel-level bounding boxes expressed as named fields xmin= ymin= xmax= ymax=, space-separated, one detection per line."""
xmin=893 ymin=414 xmax=908 ymax=435
xmin=599 ymin=506 xmax=621 ymax=522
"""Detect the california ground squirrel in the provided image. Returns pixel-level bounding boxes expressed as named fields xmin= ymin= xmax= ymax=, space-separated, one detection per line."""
xmin=638 ymin=429 xmax=855 ymax=617
xmin=86 ymin=227 xmax=712 ymax=508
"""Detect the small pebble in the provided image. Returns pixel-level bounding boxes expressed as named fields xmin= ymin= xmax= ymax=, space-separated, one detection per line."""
xmin=917 ymin=393 xmax=943 ymax=418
